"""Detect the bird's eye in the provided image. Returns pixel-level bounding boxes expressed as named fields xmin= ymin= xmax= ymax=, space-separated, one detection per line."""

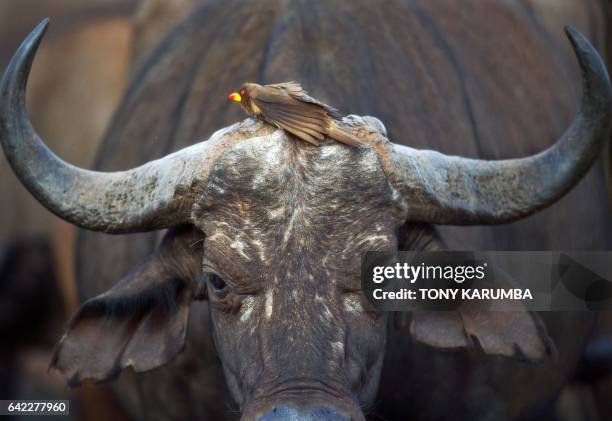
xmin=207 ymin=273 xmax=227 ymax=293
xmin=240 ymin=89 xmax=246 ymax=95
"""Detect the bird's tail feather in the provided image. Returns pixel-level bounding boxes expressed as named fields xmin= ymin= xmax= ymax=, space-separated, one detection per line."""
xmin=327 ymin=122 xmax=363 ymax=147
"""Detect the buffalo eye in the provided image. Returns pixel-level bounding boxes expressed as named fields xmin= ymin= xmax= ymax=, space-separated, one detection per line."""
xmin=207 ymin=273 xmax=227 ymax=293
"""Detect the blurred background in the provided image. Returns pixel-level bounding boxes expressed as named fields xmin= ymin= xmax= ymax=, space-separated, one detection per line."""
xmin=0 ymin=1 xmax=611 ymax=420
xmin=0 ymin=1 xmax=200 ymax=419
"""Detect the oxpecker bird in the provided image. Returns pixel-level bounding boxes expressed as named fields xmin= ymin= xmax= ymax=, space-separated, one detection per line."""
xmin=228 ymin=82 xmax=362 ymax=147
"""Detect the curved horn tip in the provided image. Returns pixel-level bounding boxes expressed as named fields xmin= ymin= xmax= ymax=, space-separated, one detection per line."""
xmin=564 ymin=25 xmax=580 ymax=44
xmin=36 ymin=17 xmax=50 ymax=32
xmin=0 ymin=19 xmax=49 ymax=92
xmin=564 ymin=25 xmax=607 ymax=67
xmin=563 ymin=25 xmax=598 ymax=60
xmin=21 ymin=18 xmax=49 ymax=52
xmin=564 ymin=25 xmax=612 ymax=108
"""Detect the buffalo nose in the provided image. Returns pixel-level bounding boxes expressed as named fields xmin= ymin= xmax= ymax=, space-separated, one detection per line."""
xmin=257 ymin=404 xmax=352 ymax=420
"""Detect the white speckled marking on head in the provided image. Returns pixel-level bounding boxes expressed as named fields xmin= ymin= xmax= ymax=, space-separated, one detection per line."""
xmin=240 ymin=296 xmax=256 ymax=322
xmin=230 ymin=238 xmax=250 ymax=260
xmin=331 ymin=341 xmax=345 ymax=356
xmin=343 ymin=295 xmax=363 ymax=314
xmin=265 ymin=289 xmax=274 ymax=319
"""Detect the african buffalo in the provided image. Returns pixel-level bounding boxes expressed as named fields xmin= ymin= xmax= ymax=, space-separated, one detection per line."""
xmin=1 ymin=1 xmax=611 ymax=420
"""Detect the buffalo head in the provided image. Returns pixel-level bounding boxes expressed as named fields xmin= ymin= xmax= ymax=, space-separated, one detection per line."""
xmin=1 ymin=20 xmax=611 ymax=420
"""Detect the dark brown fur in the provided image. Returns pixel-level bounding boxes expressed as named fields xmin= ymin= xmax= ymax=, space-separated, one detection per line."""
xmin=67 ymin=0 xmax=610 ymax=419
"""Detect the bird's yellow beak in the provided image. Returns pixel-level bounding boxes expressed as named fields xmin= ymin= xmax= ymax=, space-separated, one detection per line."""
xmin=228 ymin=92 xmax=242 ymax=102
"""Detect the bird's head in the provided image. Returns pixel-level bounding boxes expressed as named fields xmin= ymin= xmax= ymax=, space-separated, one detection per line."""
xmin=228 ymin=83 xmax=259 ymax=108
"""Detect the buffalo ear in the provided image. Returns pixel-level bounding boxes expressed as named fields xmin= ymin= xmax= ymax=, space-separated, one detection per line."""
xmin=51 ymin=226 xmax=205 ymax=386
xmin=410 ymin=274 xmax=554 ymax=361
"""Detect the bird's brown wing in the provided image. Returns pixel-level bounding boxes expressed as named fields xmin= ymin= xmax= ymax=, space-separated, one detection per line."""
xmin=271 ymin=82 xmax=343 ymax=119
xmin=250 ymin=85 xmax=331 ymax=145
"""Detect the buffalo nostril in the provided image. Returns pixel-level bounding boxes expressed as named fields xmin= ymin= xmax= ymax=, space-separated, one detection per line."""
xmin=256 ymin=404 xmax=352 ymax=420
